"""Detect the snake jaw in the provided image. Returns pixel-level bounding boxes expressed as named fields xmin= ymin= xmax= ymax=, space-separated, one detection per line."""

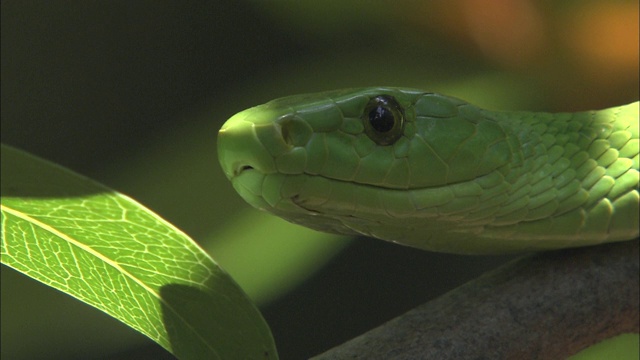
xmin=290 ymin=194 xmax=322 ymax=215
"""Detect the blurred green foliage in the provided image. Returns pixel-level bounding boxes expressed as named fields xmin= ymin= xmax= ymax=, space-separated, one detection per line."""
xmin=569 ymin=333 xmax=639 ymax=360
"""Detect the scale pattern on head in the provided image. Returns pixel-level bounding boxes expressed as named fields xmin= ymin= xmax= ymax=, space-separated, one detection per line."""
xmin=218 ymin=88 xmax=639 ymax=254
xmin=218 ymin=88 xmax=516 ymax=188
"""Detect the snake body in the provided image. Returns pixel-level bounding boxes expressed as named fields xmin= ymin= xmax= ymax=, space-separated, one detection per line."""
xmin=218 ymin=88 xmax=639 ymax=254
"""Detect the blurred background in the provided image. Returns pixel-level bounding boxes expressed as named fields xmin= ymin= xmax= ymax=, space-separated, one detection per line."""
xmin=2 ymin=1 xmax=638 ymax=359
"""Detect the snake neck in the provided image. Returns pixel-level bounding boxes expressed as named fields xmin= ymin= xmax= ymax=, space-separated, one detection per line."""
xmin=476 ymin=103 xmax=639 ymax=243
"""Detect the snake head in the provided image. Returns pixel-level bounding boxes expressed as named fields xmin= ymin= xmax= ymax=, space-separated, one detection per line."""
xmin=217 ymin=87 xmax=525 ymax=253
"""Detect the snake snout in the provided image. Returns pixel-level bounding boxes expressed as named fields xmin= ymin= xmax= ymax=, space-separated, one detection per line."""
xmin=217 ymin=119 xmax=276 ymax=180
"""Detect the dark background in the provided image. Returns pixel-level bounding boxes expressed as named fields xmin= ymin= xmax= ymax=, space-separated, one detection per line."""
xmin=2 ymin=1 xmax=638 ymax=359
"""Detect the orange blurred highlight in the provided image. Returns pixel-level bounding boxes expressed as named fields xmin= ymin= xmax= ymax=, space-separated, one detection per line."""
xmin=407 ymin=0 xmax=547 ymax=69
xmin=462 ymin=0 xmax=546 ymax=68
xmin=564 ymin=2 xmax=639 ymax=78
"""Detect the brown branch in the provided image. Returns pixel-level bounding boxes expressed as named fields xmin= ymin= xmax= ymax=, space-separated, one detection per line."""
xmin=312 ymin=240 xmax=639 ymax=360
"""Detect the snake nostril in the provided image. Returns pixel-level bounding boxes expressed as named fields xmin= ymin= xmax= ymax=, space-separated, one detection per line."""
xmin=281 ymin=122 xmax=293 ymax=146
xmin=279 ymin=115 xmax=313 ymax=147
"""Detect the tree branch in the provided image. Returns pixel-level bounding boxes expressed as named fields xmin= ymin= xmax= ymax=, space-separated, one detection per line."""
xmin=312 ymin=240 xmax=639 ymax=359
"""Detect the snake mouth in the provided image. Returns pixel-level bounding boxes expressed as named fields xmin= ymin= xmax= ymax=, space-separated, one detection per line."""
xmin=290 ymin=193 xmax=328 ymax=215
xmin=227 ymin=161 xmax=265 ymax=179
xmin=290 ymin=194 xmax=317 ymax=213
xmin=236 ymin=165 xmax=255 ymax=176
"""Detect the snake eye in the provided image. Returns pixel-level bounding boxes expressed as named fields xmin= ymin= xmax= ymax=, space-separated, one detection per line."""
xmin=362 ymin=95 xmax=405 ymax=145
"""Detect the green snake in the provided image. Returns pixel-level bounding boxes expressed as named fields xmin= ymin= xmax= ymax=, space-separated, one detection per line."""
xmin=217 ymin=87 xmax=639 ymax=254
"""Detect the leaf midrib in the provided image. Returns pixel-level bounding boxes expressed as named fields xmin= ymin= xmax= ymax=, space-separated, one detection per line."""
xmin=0 ymin=203 xmax=221 ymax=358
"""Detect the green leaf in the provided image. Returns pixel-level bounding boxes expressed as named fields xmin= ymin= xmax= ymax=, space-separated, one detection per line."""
xmin=568 ymin=333 xmax=640 ymax=360
xmin=0 ymin=144 xmax=277 ymax=360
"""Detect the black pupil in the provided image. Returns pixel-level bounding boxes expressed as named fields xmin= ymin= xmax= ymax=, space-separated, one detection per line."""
xmin=368 ymin=105 xmax=395 ymax=133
